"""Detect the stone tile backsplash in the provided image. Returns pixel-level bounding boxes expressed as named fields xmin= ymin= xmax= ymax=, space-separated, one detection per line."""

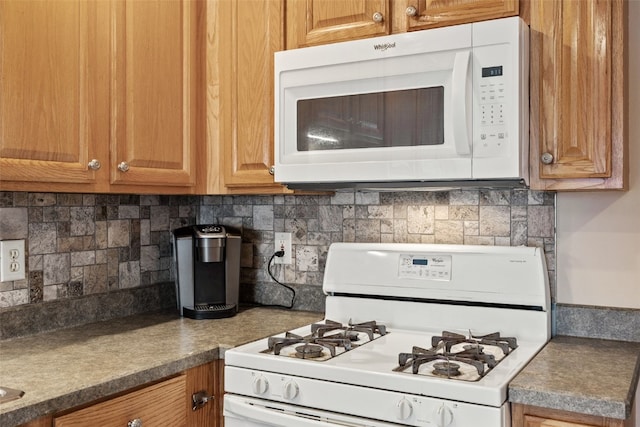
xmin=0 ymin=189 xmax=555 ymax=312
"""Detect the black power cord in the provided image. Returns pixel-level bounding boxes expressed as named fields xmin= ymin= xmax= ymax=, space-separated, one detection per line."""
xmin=265 ymin=250 xmax=296 ymax=309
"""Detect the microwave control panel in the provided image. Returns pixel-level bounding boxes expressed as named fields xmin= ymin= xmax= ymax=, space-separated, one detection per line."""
xmin=472 ymin=42 xmax=520 ymax=161
xmin=476 ymin=71 xmax=508 ymax=157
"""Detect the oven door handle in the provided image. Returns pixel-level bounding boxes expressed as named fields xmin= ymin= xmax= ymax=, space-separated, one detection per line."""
xmin=451 ymin=50 xmax=471 ymax=156
xmin=225 ymin=395 xmax=376 ymax=427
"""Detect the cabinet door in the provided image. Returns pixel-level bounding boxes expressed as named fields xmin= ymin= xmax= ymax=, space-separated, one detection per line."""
xmin=216 ymin=0 xmax=288 ymax=192
xmin=186 ymin=361 xmax=217 ymax=427
xmin=54 ymin=375 xmax=187 ymax=427
xmin=0 ymin=0 xmax=109 ymax=186
xmin=110 ymin=0 xmax=197 ymax=188
xmin=526 ymin=0 xmax=626 ymax=190
xmin=403 ymin=0 xmax=518 ymax=31
xmin=286 ymin=0 xmax=390 ymax=48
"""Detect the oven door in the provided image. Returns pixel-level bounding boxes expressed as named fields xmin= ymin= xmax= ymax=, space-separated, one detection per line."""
xmin=224 ymin=394 xmax=401 ymax=427
xmin=274 ymin=26 xmax=473 ymax=186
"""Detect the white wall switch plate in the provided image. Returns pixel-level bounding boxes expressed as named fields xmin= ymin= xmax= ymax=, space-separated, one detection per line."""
xmin=0 ymin=239 xmax=26 ymax=282
xmin=274 ymin=232 xmax=292 ymax=264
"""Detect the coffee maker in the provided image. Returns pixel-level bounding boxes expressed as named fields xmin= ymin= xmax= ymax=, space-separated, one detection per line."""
xmin=172 ymin=225 xmax=241 ymax=319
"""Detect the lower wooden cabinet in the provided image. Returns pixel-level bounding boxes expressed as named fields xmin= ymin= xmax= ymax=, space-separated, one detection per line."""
xmin=54 ymin=375 xmax=187 ymax=427
xmin=17 ymin=417 xmax=53 ymax=427
xmin=18 ymin=361 xmax=221 ymax=427
xmin=512 ymin=403 xmax=635 ymax=427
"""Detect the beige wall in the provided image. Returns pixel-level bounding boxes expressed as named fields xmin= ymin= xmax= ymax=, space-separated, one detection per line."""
xmin=556 ymin=1 xmax=640 ymax=309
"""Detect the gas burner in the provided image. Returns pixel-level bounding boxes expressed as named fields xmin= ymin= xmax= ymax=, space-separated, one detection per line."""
xmin=431 ymin=331 xmax=518 ymax=355
xmin=433 ymin=361 xmax=461 ymax=377
xmin=397 ymin=346 xmax=486 ymax=378
xmin=295 ymin=344 xmax=325 ymax=359
xmin=267 ymin=332 xmax=352 ymax=357
xmin=263 ymin=319 xmax=387 ymax=361
xmin=311 ymin=319 xmax=387 ymax=341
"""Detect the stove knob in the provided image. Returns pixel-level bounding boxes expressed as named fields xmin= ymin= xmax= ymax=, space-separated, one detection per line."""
xmin=433 ymin=404 xmax=454 ymax=427
xmin=395 ymin=398 xmax=413 ymax=421
xmin=252 ymin=375 xmax=269 ymax=395
xmin=282 ymin=380 xmax=299 ymax=400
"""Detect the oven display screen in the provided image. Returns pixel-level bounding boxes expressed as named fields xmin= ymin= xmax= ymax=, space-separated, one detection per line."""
xmin=398 ymin=254 xmax=452 ymax=280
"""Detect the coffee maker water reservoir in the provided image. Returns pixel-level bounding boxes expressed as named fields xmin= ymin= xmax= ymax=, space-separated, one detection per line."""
xmin=173 ymin=225 xmax=241 ymax=319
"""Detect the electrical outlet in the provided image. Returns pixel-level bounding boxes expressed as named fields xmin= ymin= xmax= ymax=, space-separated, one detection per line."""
xmin=274 ymin=232 xmax=292 ymax=264
xmin=0 ymin=239 xmax=26 ymax=282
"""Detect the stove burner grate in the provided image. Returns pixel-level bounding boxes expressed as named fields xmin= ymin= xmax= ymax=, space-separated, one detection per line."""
xmin=263 ymin=319 xmax=387 ymax=360
xmin=431 ymin=331 xmax=518 ymax=355
xmin=395 ymin=330 xmax=516 ymax=381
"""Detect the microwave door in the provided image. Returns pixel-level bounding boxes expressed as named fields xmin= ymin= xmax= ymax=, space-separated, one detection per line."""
xmin=275 ymin=48 xmax=474 ymax=185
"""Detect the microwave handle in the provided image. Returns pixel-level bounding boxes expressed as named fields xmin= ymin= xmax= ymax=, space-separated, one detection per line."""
xmin=451 ymin=50 xmax=471 ymax=155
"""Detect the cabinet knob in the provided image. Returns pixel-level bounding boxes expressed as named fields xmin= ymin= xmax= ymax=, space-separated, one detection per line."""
xmin=269 ymin=166 xmax=275 ymax=176
xmin=127 ymin=419 xmax=142 ymax=427
xmin=406 ymin=6 xmax=418 ymax=17
xmin=372 ymin=11 xmax=384 ymax=23
xmin=540 ymin=152 xmax=554 ymax=165
xmin=118 ymin=161 xmax=130 ymax=172
xmin=87 ymin=159 xmax=101 ymax=170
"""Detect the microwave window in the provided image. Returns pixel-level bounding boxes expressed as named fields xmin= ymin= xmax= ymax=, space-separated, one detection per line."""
xmin=296 ymin=87 xmax=444 ymax=151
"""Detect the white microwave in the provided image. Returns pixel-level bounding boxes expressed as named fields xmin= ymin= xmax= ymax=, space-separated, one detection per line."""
xmin=274 ymin=17 xmax=529 ymax=190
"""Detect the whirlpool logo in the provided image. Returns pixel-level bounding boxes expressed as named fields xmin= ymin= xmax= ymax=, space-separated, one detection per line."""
xmin=373 ymin=42 xmax=396 ymax=51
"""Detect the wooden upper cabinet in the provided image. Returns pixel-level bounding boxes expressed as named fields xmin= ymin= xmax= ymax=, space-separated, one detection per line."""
xmin=110 ymin=0 xmax=197 ymax=188
xmin=0 ymin=0 xmax=199 ymax=194
xmin=525 ymin=0 xmax=627 ymax=190
xmin=403 ymin=0 xmax=518 ymax=31
xmin=0 ymin=0 xmax=109 ymax=185
xmin=211 ymin=0 xmax=290 ymax=192
xmin=285 ymin=0 xmax=390 ymax=49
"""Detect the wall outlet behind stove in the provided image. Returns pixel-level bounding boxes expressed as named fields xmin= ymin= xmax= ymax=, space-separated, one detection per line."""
xmin=274 ymin=232 xmax=292 ymax=264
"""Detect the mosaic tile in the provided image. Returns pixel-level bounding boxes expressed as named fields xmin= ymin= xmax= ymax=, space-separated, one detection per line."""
xmin=84 ymin=264 xmax=109 ymax=294
xmin=407 ymin=205 xmax=435 ymax=234
xmin=0 ymin=190 xmax=556 ymax=311
xmin=253 ymin=205 xmax=274 ymax=230
xmin=479 ymin=206 xmax=511 ymax=236
xmin=43 ymin=253 xmax=70 ymax=286
xmin=149 ymin=205 xmax=170 ymax=231
xmin=29 ymin=222 xmax=57 ymax=254
xmin=71 ymin=251 xmax=96 ymax=267
xmin=355 ymin=219 xmax=381 ymax=242
xmin=119 ymin=261 xmax=140 ymax=289
xmin=528 ymin=205 xmax=555 ymax=238
xmin=435 ymin=220 xmax=464 ymax=244
xmin=0 ymin=207 xmax=28 ymax=239
xmin=108 ymin=220 xmax=130 ymax=247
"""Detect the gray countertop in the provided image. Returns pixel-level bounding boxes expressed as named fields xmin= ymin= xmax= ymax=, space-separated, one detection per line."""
xmin=0 ymin=307 xmax=323 ymax=427
xmin=509 ymin=335 xmax=640 ymax=420
xmin=3 ymin=312 xmax=639 ymax=426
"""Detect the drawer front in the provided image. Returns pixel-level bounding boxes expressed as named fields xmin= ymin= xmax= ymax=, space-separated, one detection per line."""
xmin=55 ymin=375 xmax=187 ymax=427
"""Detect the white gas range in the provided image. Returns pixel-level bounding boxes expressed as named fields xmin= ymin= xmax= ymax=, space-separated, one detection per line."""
xmin=224 ymin=243 xmax=551 ymax=427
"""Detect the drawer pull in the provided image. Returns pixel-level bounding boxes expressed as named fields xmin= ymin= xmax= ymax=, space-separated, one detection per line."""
xmin=192 ymin=390 xmax=214 ymax=411
xmin=127 ymin=419 xmax=142 ymax=427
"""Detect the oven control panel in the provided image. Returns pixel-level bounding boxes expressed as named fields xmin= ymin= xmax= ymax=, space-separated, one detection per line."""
xmin=398 ymin=254 xmax=452 ymax=281
xmin=225 ymin=366 xmax=507 ymax=426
